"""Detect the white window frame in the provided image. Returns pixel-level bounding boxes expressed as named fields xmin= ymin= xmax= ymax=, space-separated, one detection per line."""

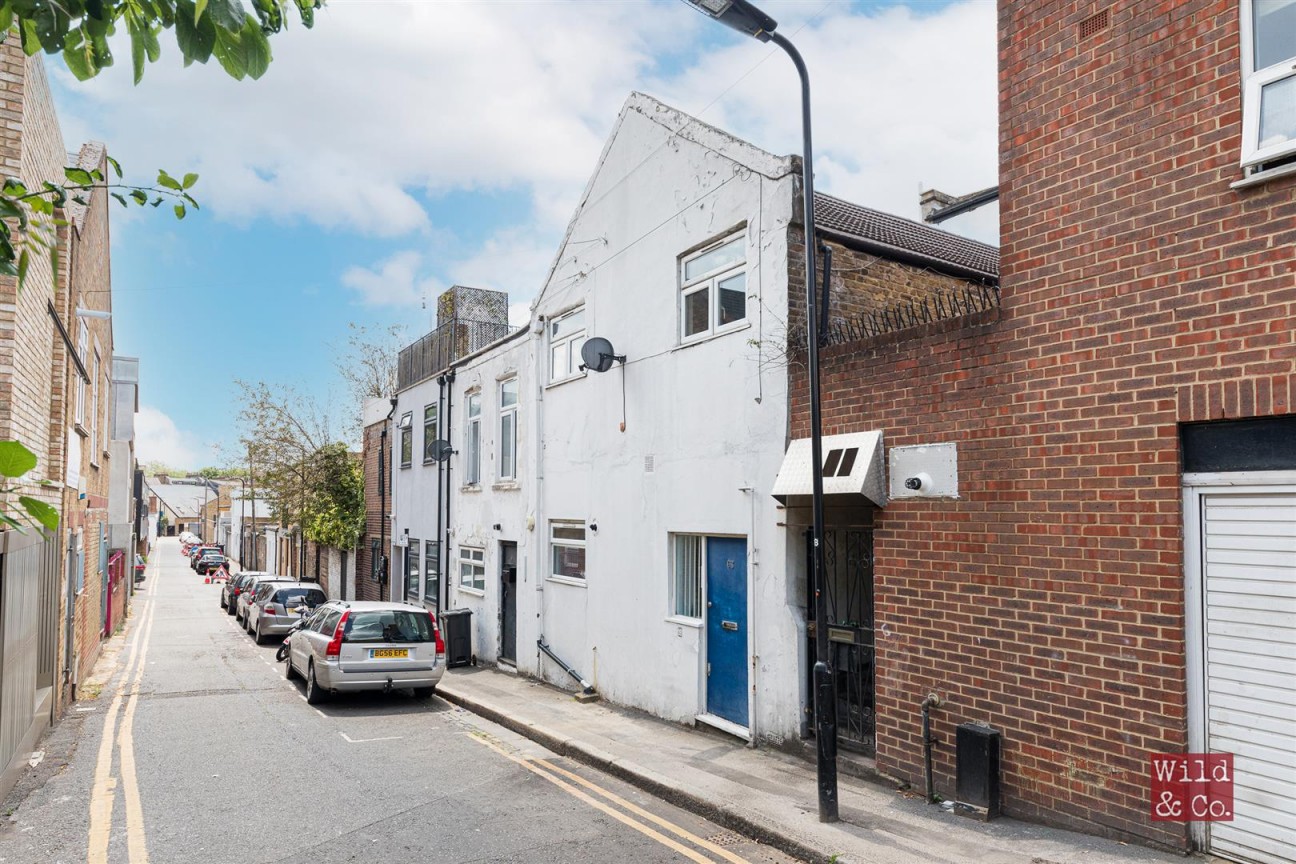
xmin=679 ymin=232 xmax=748 ymax=344
xmin=422 ymin=404 xmax=438 ymax=464
xmin=548 ymin=306 xmax=586 ymax=384
xmin=1240 ymin=0 xmax=1296 ymax=168
xmin=399 ymin=412 xmax=413 ymax=468
xmin=498 ymin=378 xmax=518 ymax=481
xmin=549 ymin=520 xmax=586 ymax=584
xmin=75 ymin=322 xmax=87 ymax=431
xmin=669 ymin=534 xmax=704 ymax=622
xmin=464 ymin=392 xmax=481 ymax=485
xmin=89 ymin=349 xmax=100 ymax=466
xmin=458 ymin=545 xmax=485 ymax=593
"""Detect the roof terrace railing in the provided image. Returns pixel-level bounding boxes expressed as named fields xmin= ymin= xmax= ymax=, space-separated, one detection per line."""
xmin=397 ymin=317 xmax=515 ymax=391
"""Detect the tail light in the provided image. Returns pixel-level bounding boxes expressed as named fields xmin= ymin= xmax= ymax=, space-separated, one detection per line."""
xmin=325 ymin=611 xmax=350 ymax=659
xmin=263 ymin=604 xmax=279 ymax=617
xmin=429 ymin=611 xmax=445 ymax=655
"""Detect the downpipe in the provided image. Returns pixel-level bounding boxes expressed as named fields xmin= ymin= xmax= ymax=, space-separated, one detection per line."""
xmin=536 ymin=639 xmax=595 ymax=695
xmin=921 ymin=692 xmax=941 ymax=804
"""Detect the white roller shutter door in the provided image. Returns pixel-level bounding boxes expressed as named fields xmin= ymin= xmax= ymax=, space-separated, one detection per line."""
xmin=1200 ymin=491 xmax=1296 ymax=864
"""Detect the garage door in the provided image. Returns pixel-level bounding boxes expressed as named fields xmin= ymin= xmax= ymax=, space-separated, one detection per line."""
xmin=1200 ymin=491 xmax=1296 ymax=864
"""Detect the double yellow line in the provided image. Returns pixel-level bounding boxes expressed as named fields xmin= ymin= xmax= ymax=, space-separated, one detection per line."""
xmin=471 ymin=734 xmax=753 ymax=864
xmin=86 ymin=579 xmax=156 ymax=864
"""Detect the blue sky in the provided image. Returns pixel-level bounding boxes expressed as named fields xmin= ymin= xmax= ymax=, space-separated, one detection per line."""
xmin=49 ymin=0 xmax=997 ymax=468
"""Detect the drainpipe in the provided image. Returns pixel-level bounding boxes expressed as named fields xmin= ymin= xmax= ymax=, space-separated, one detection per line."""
xmin=532 ymin=317 xmax=547 ymax=676
xmin=381 ymin=397 xmax=397 ymax=597
xmin=537 ymin=639 xmax=595 ymax=695
xmin=443 ymin=370 xmax=455 ymax=610
xmin=921 ymin=692 xmax=941 ymax=804
xmin=436 ymin=375 xmax=445 ymax=609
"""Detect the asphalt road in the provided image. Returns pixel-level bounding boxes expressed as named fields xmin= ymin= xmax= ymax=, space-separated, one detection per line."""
xmin=0 ymin=538 xmax=799 ymax=864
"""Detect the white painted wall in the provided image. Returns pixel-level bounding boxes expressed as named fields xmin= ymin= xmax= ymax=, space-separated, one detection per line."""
xmin=392 ymin=332 xmax=533 ymax=665
xmin=389 ymin=93 xmax=807 ymax=743
xmin=526 ymin=94 xmax=802 ymax=741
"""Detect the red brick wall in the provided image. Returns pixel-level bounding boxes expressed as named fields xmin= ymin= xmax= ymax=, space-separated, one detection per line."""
xmin=789 ymin=1 xmax=1295 ymax=848
xmin=355 ymin=419 xmax=387 ymax=602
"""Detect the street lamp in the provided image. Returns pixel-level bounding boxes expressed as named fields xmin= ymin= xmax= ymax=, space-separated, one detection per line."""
xmin=679 ymin=0 xmax=838 ymax=823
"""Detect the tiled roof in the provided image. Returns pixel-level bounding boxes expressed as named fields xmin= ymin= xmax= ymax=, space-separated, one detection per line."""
xmin=146 ymin=477 xmax=211 ymax=519
xmin=814 ymin=193 xmax=999 ymax=281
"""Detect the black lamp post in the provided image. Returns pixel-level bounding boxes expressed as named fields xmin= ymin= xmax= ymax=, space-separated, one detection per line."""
xmin=680 ymin=0 xmax=838 ymax=823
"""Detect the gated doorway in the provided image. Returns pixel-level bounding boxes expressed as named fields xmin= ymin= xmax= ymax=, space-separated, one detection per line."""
xmin=806 ymin=524 xmax=875 ymax=754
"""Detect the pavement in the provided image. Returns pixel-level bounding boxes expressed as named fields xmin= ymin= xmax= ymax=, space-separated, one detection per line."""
xmin=438 ymin=667 xmax=1210 ymax=864
xmin=0 ymin=539 xmax=805 ymax=864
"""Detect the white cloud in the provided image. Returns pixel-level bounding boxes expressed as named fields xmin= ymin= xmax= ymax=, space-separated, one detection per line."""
xmin=58 ymin=0 xmax=999 ymax=312
xmin=135 ymin=404 xmax=204 ymax=468
xmin=341 ymin=250 xmax=443 ymax=307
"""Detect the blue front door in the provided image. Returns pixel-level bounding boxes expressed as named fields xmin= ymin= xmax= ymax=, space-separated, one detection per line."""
xmin=706 ymin=537 xmax=748 ymax=727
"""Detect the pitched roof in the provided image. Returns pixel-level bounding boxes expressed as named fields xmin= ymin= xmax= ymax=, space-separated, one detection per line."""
xmin=814 ymin=192 xmax=999 ymax=282
xmin=146 ymin=477 xmax=212 ymax=519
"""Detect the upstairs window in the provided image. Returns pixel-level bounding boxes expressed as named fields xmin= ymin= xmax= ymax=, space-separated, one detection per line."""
xmin=1242 ymin=0 xmax=1296 ymax=169
xmin=399 ymin=413 xmax=413 ymax=468
xmin=90 ymin=349 xmax=100 ymax=465
xmin=464 ymin=392 xmax=482 ymax=485
xmin=499 ymin=378 xmax=518 ymax=481
xmin=549 ymin=307 xmax=586 ymax=383
xmin=75 ymin=322 xmax=87 ymax=429
xmin=680 ymin=232 xmax=746 ymax=342
xmin=422 ymin=404 xmax=438 ymax=463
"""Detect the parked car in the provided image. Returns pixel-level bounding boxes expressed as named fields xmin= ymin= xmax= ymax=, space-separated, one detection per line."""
xmin=221 ymin=571 xmax=266 ymax=612
xmin=235 ymin=575 xmax=293 ymax=626
xmin=246 ymin=582 xmax=328 ymax=644
xmin=195 ymin=553 xmax=228 ymax=575
xmin=285 ymin=601 xmax=445 ymax=704
xmin=189 ymin=546 xmax=219 ymax=568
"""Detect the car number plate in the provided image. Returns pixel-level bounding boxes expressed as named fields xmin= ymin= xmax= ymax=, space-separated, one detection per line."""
xmin=370 ymin=648 xmax=409 ymax=659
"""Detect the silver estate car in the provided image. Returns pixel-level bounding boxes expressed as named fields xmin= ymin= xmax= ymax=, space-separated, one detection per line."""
xmin=246 ymin=582 xmax=328 ymax=644
xmin=236 ymin=575 xmax=293 ymax=626
xmin=285 ymin=601 xmax=445 ymax=704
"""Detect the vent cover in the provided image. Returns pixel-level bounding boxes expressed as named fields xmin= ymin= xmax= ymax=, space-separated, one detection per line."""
xmin=1079 ymin=8 xmax=1109 ymax=39
xmin=644 ymin=454 xmax=654 ymax=474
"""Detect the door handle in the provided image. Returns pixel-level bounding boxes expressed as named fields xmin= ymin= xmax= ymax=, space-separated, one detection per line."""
xmin=721 ymin=620 xmax=738 ymax=631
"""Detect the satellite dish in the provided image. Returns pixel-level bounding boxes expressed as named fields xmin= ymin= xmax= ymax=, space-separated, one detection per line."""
xmin=427 ymin=439 xmax=455 ymax=463
xmin=579 ymin=337 xmax=626 ymax=373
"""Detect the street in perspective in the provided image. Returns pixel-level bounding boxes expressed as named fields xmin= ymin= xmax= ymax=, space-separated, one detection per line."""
xmin=0 ymin=1 xmax=1293 ymax=863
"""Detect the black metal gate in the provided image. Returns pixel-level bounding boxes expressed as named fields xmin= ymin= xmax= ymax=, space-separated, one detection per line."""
xmin=806 ymin=527 xmax=875 ymax=754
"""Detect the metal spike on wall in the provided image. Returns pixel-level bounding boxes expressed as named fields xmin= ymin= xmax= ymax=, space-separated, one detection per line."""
xmin=825 ymin=281 xmax=1000 ymax=347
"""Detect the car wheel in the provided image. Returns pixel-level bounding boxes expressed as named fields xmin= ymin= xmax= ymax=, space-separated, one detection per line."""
xmin=412 ymin=687 xmax=435 ymax=700
xmin=219 ymin=594 xmax=227 ymax=609
xmin=226 ymin=601 xmax=236 ymax=617
xmin=285 ymin=653 xmax=296 ymax=680
xmin=305 ymin=663 xmax=326 ymax=705
xmin=254 ymin=621 xmax=265 ymax=645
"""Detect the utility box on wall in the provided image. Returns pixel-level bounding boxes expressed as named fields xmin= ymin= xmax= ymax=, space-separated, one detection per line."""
xmin=955 ymin=722 xmax=1001 ymax=821
xmin=889 ymin=443 xmax=958 ymax=499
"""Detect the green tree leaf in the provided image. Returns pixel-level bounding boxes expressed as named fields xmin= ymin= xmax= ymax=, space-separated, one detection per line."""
xmin=174 ymin=202 xmax=186 ymax=219
xmin=211 ymin=23 xmax=247 ymax=80
xmin=156 ymin=170 xmax=182 ymax=191
xmin=207 ymin=0 xmax=247 ymax=33
xmin=130 ymin=189 xmax=148 ymax=205
xmin=111 ymin=192 xmax=128 ymax=207
xmin=129 ymin=18 xmax=147 ymax=84
xmin=106 ymin=155 xmax=123 ymax=179
xmin=241 ymin=15 xmax=272 ymax=81
xmin=0 ymin=441 xmax=38 ymax=478
xmin=17 ymin=248 xmax=29 ymax=288
xmin=182 ymin=172 xmax=199 ymax=189
xmin=174 ymin=0 xmax=217 ymax=66
xmin=17 ymin=496 xmax=59 ymax=532
xmin=195 ymin=0 xmax=209 ymax=27
xmin=64 ymin=167 xmax=94 ymax=186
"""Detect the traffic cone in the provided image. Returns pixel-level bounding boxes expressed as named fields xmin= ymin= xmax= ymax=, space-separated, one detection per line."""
xmin=204 ymin=576 xmax=211 ymax=584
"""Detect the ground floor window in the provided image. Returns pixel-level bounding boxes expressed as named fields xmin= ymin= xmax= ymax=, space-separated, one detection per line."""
xmin=405 ymin=539 xmax=420 ymax=601
xmin=550 ymin=521 xmax=586 ymax=581
xmin=459 ymin=546 xmax=485 ymax=591
xmin=670 ymin=534 xmax=703 ymax=619
xmin=424 ymin=539 xmax=440 ymax=608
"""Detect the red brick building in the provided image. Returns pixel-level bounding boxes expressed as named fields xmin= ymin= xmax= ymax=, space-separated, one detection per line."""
xmin=355 ymin=398 xmax=393 ymax=603
xmin=792 ymin=2 xmax=1295 ymax=859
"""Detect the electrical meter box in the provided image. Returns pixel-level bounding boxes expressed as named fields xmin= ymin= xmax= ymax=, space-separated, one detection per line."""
xmin=888 ymin=443 xmax=958 ymax=499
